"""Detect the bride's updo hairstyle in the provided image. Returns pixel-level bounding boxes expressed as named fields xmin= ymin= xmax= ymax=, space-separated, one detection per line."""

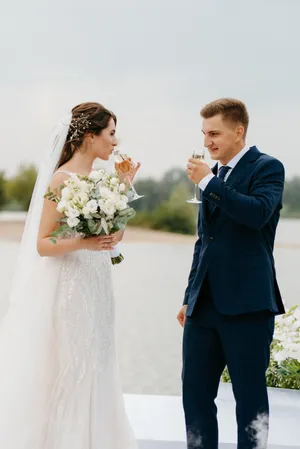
xmin=56 ymin=102 xmax=117 ymax=169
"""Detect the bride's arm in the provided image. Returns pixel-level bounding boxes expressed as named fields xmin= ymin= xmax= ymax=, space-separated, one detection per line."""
xmin=37 ymin=173 xmax=116 ymax=257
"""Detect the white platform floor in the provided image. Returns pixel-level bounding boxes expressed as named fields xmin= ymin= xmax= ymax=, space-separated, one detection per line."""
xmin=125 ymin=383 xmax=300 ymax=448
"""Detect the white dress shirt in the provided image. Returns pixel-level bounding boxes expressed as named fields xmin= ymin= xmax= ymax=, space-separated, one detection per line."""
xmin=199 ymin=145 xmax=250 ymax=191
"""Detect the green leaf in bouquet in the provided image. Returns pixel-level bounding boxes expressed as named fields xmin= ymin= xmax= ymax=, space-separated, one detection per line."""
xmin=50 ymin=224 xmax=71 ymax=238
xmin=87 ymin=219 xmax=98 ymax=233
xmin=91 ymin=213 xmax=102 ymax=219
xmin=113 ymin=207 xmax=136 ymax=231
xmin=100 ymin=218 xmax=109 ymax=235
xmin=77 ymin=221 xmax=92 ymax=236
xmin=94 ymin=221 xmax=103 ymax=235
xmin=91 ymin=189 xmax=101 ymax=199
xmin=118 ymin=207 xmax=136 ymax=218
xmin=286 ymin=304 xmax=299 ymax=316
xmin=115 ymin=222 xmax=126 ymax=231
xmin=44 ymin=186 xmax=60 ymax=203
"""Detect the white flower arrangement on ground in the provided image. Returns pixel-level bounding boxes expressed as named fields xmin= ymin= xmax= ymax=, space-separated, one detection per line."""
xmin=44 ymin=168 xmax=136 ymax=265
xmin=267 ymin=304 xmax=300 ymax=389
xmin=222 ymin=305 xmax=300 ymax=389
xmin=273 ymin=304 xmax=300 ymax=362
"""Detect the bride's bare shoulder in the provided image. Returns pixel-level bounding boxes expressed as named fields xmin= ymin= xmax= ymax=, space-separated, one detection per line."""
xmin=49 ymin=170 xmax=72 ymax=193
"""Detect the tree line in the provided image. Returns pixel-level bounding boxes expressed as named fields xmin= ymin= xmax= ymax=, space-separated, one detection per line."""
xmin=0 ymin=164 xmax=299 ymax=234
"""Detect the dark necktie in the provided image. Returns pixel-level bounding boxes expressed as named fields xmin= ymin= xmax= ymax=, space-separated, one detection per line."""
xmin=218 ymin=165 xmax=231 ymax=181
xmin=206 ymin=165 xmax=231 ymax=217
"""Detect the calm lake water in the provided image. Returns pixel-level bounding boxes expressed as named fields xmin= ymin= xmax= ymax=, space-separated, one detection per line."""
xmin=0 ymin=218 xmax=299 ymax=396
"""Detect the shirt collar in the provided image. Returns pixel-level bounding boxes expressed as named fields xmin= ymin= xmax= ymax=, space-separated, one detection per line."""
xmin=218 ymin=145 xmax=250 ymax=171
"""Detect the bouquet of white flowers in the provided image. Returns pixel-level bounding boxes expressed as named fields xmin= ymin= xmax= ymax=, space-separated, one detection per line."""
xmin=44 ymin=168 xmax=136 ymax=264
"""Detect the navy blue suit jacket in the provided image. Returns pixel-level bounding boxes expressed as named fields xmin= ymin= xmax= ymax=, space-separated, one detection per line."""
xmin=183 ymin=146 xmax=285 ymax=317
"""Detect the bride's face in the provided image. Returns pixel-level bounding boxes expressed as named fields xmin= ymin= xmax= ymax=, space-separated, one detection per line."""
xmin=91 ymin=118 xmax=117 ymax=160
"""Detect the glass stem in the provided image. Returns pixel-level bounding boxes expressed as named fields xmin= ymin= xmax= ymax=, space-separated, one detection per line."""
xmin=127 ymin=177 xmax=138 ymax=196
xmin=193 ymin=184 xmax=198 ymax=200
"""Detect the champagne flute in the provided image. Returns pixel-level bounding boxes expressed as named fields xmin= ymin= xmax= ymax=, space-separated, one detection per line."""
xmin=113 ymin=150 xmax=145 ymax=201
xmin=186 ymin=148 xmax=205 ymax=204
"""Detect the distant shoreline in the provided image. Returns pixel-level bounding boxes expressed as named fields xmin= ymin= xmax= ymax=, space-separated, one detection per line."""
xmin=1 ymin=219 xmax=300 ymax=249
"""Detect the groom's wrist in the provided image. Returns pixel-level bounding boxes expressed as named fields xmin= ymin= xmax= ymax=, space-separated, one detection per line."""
xmin=199 ymin=173 xmax=215 ymax=191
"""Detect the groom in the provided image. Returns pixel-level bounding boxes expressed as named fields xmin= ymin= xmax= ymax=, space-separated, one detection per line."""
xmin=177 ymin=98 xmax=285 ymax=449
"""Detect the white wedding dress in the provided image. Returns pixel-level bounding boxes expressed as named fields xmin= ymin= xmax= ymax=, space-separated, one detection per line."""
xmin=0 ymin=123 xmax=138 ymax=448
xmin=0 ymin=231 xmax=137 ymax=448
xmin=0 ymin=230 xmax=137 ymax=449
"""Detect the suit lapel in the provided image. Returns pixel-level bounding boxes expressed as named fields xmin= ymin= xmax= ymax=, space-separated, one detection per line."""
xmin=205 ymin=146 xmax=260 ymax=221
xmin=225 ymin=146 xmax=260 ymax=189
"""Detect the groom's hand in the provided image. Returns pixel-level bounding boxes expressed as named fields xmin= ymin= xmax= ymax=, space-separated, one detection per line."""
xmin=187 ymin=158 xmax=212 ymax=184
xmin=177 ymin=305 xmax=188 ymax=327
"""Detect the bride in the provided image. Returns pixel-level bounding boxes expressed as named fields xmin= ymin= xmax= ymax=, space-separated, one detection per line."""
xmin=0 ymin=102 xmax=139 ymax=448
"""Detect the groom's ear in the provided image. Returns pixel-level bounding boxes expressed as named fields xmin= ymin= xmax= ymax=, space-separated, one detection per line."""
xmin=236 ymin=125 xmax=245 ymax=140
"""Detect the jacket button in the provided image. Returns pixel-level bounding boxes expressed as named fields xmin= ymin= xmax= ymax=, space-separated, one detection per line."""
xmin=209 ymin=236 xmax=214 ymax=241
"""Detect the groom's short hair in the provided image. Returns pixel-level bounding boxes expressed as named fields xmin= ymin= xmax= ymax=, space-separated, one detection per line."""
xmin=200 ymin=98 xmax=249 ymax=136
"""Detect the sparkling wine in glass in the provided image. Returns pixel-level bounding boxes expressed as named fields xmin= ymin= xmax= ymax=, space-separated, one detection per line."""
xmin=186 ymin=149 xmax=205 ymax=204
xmin=113 ymin=150 xmax=145 ymax=201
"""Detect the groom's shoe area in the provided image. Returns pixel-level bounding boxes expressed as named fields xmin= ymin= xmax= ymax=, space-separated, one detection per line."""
xmin=123 ymin=387 xmax=300 ymax=449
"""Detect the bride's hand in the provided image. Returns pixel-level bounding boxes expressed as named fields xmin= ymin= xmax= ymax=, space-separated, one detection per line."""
xmin=127 ymin=160 xmax=141 ymax=183
xmin=81 ymin=235 xmax=117 ymax=251
xmin=112 ymin=229 xmax=125 ymax=244
xmin=115 ymin=159 xmax=141 ymax=185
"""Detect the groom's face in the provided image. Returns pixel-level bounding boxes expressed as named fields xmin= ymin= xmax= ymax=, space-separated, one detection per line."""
xmin=202 ymin=114 xmax=244 ymax=164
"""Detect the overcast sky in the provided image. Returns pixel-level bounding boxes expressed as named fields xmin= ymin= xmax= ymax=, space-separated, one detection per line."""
xmin=1 ymin=0 xmax=299 ymax=180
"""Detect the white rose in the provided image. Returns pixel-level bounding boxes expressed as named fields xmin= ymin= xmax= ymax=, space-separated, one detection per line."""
xmin=92 ymin=158 xmax=104 ymax=170
xmin=82 ymin=207 xmax=92 ymax=219
xmin=115 ymin=200 xmax=127 ymax=211
xmin=65 ymin=206 xmax=80 ymax=218
xmin=101 ymin=203 xmax=116 ymax=216
xmin=61 ymin=187 xmax=73 ymax=201
xmin=121 ymin=194 xmax=129 ymax=203
xmin=85 ymin=199 xmax=98 ymax=214
xmin=70 ymin=175 xmax=82 ymax=186
xmin=106 ymin=198 xmax=117 ymax=208
xmin=99 ymin=186 xmax=111 ymax=199
xmin=67 ymin=217 xmax=80 ymax=228
xmin=57 ymin=200 xmax=68 ymax=214
xmin=78 ymin=180 xmax=90 ymax=192
xmin=106 ymin=207 xmax=117 ymax=215
xmin=98 ymin=199 xmax=106 ymax=209
xmin=119 ymin=183 xmax=126 ymax=193
xmin=110 ymin=177 xmax=119 ymax=187
xmin=89 ymin=170 xmax=103 ymax=183
xmin=74 ymin=192 xmax=89 ymax=207
xmin=108 ymin=192 xmax=120 ymax=204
